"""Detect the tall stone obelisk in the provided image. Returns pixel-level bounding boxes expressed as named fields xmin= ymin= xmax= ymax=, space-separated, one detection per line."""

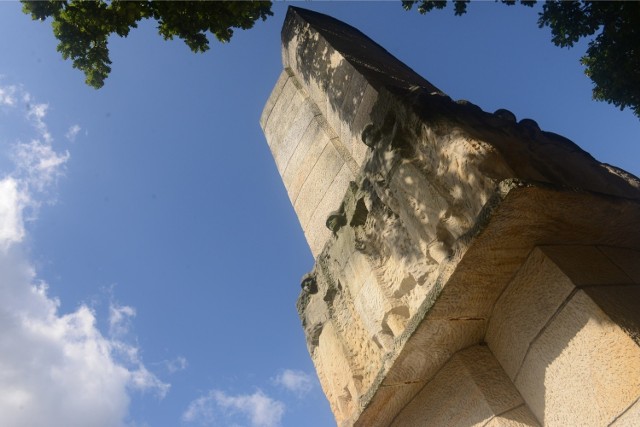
xmin=262 ymin=7 xmax=640 ymax=427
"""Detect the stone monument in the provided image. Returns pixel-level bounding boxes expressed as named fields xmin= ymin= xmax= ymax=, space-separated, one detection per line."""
xmin=261 ymin=7 xmax=640 ymax=426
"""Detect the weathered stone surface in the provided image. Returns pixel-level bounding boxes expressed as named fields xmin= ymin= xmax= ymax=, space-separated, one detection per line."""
xmin=486 ymin=244 xmax=639 ymax=382
xmin=598 ymin=246 xmax=640 ymax=284
xmin=260 ymin=70 xmax=290 ymax=129
xmin=485 ymin=246 xmax=640 ymax=424
xmin=282 ymin=119 xmax=330 ymax=202
xmin=611 ymin=398 xmax=640 ymax=427
xmin=515 ymin=290 xmax=640 ymax=425
xmin=339 ymin=179 xmax=640 ymax=426
xmin=262 ymin=7 xmax=640 ymax=427
xmin=486 ymin=247 xmax=576 ymax=380
xmin=262 ymin=68 xmax=361 ymax=257
xmin=541 ymin=245 xmax=633 ymax=286
xmin=484 ymin=405 xmax=541 ymax=427
xmin=583 ymin=285 xmax=640 ymax=346
xmin=390 ymin=345 xmax=536 ymax=427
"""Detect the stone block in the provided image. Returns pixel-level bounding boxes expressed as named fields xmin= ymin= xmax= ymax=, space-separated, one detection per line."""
xmin=515 ymin=290 xmax=640 ymax=426
xmin=541 ymin=245 xmax=633 ymax=286
xmin=610 ymin=398 xmax=640 ymax=426
xmin=307 ymin=164 xmax=354 ymax=256
xmin=314 ymin=321 xmax=360 ymax=424
xmin=282 ymin=118 xmax=329 ymax=202
xmin=390 ymin=346 xmax=531 ymax=427
xmin=260 ymin=70 xmax=291 ymax=129
xmin=349 ymin=84 xmax=378 ymax=166
xmin=598 ymin=246 xmax=640 ymax=284
xmin=341 ymin=250 xmax=373 ymax=298
xmin=282 ymin=27 xmax=331 ymax=120
xmin=294 ymin=141 xmax=344 ymax=231
xmin=486 ymin=247 xmax=576 ymax=380
xmin=483 ymin=405 xmax=540 ymax=427
xmin=270 ymin=98 xmax=315 ymax=173
xmin=583 ymin=284 xmax=640 ymax=346
xmin=383 ymin=317 xmax=486 ymax=385
xmin=337 ymin=72 xmax=370 ymax=157
xmin=262 ymin=77 xmax=300 ymax=149
xmin=354 ymin=382 xmax=426 ymax=427
xmin=325 ymin=63 xmax=357 ymax=153
xmin=353 ymin=272 xmax=390 ymax=342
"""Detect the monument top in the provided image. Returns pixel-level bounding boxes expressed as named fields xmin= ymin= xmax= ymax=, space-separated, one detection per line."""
xmin=264 ymin=6 xmax=640 ymax=256
xmin=282 ymin=6 xmax=443 ymax=96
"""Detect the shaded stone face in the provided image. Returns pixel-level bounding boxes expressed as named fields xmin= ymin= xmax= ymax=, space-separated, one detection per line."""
xmin=262 ymin=6 xmax=640 ymax=427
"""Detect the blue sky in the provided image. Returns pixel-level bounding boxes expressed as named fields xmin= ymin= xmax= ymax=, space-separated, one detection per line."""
xmin=0 ymin=2 xmax=638 ymax=427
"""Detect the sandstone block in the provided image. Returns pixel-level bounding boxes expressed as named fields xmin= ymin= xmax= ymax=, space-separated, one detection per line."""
xmin=610 ymin=398 xmax=640 ymax=427
xmin=541 ymin=245 xmax=633 ymax=286
xmin=390 ymin=346 xmax=534 ymax=427
xmin=486 ymin=247 xmax=577 ymax=380
xmin=598 ymin=246 xmax=640 ymax=284
xmin=483 ymin=405 xmax=540 ymax=427
xmin=515 ymin=290 xmax=640 ymax=425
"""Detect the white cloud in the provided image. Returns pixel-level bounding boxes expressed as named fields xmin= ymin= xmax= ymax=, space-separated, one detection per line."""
xmin=183 ymin=390 xmax=285 ymax=427
xmin=128 ymin=362 xmax=170 ymax=399
xmin=214 ymin=390 xmax=285 ymax=427
xmin=0 ymin=177 xmax=27 ymax=250
xmin=0 ymin=246 xmax=139 ymax=427
xmin=65 ymin=124 xmax=81 ymax=142
xmin=26 ymin=102 xmax=52 ymax=143
xmin=162 ymin=356 xmax=189 ymax=374
xmin=0 ymin=84 xmax=17 ymax=106
xmin=0 ymin=83 xmax=69 ymax=201
xmin=109 ymin=304 xmax=136 ymax=338
xmin=273 ymin=370 xmax=314 ymax=397
xmin=12 ymin=139 xmax=69 ymax=192
xmin=0 ymin=81 xmax=168 ymax=426
xmin=182 ymin=393 xmax=215 ymax=425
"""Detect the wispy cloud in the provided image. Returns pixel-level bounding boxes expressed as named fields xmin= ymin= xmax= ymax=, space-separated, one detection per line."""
xmin=109 ymin=303 xmax=136 ymax=338
xmin=127 ymin=359 xmax=171 ymax=399
xmin=0 ymin=84 xmax=69 ymax=219
xmin=272 ymin=369 xmax=314 ymax=397
xmin=12 ymin=139 xmax=69 ymax=193
xmin=0 ymin=81 xmax=167 ymax=426
xmin=183 ymin=390 xmax=285 ymax=427
xmin=65 ymin=124 xmax=81 ymax=142
xmin=0 ymin=84 xmax=17 ymax=106
xmin=162 ymin=356 xmax=189 ymax=374
xmin=26 ymin=102 xmax=52 ymax=143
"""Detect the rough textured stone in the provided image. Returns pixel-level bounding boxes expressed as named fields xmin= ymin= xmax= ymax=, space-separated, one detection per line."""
xmin=260 ymin=70 xmax=291 ymax=129
xmin=583 ymin=285 xmax=640 ymax=346
xmin=390 ymin=346 xmax=535 ymax=427
xmin=262 ymin=7 xmax=640 ymax=427
xmin=611 ymin=398 xmax=640 ymax=427
xmin=515 ymin=290 xmax=640 ymax=425
xmin=486 ymin=247 xmax=576 ymax=380
xmin=541 ymin=245 xmax=633 ymax=286
xmin=598 ymin=246 xmax=640 ymax=284
xmin=484 ymin=405 xmax=540 ymax=427
xmin=282 ymin=119 xmax=330 ymax=201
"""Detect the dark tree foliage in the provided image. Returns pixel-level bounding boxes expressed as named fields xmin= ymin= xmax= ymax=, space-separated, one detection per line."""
xmin=402 ymin=1 xmax=640 ymax=119
xmin=21 ymin=0 xmax=273 ymax=88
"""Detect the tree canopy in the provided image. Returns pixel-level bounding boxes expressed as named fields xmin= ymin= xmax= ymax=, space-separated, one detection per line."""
xmin=402 ymin=1 xmax=640 ymax=119
xmin=21 ymin=0 xmax=272 ymax=89
xmin=22 ymin=1 xmax=640 ymax=120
